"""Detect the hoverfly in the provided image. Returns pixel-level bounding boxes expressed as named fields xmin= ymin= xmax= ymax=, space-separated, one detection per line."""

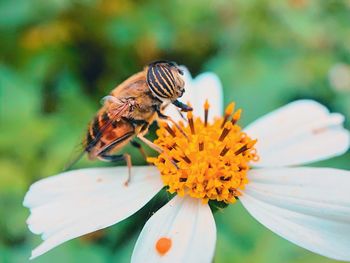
xmin=80 ymin=61 xmax=192 ymax=185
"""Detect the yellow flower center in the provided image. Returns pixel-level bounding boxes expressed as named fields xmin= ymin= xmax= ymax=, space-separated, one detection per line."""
xmin=148 ymin=101 xmax=259 ymax=204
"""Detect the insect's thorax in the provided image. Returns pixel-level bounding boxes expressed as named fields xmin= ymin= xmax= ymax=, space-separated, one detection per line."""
xmin=110 ymin=72 xmax=162 ymax=122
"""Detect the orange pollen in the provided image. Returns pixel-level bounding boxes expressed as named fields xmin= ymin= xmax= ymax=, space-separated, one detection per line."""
xmin=204 ymin=99 xmax=210 ymax=110
xmin=221 ymin=102 xmax=235 ymax=128
xmin=155 ymin=237 xmax=172 ymax=255
xmin=231 ymin=109 xmax=242 ymax=125
xmin=148 ymin=101 xmax=259 ymax=204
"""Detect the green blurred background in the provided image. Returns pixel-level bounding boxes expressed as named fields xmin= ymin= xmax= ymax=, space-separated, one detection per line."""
xmin=1 ymin=0 xmax=350 ymax=262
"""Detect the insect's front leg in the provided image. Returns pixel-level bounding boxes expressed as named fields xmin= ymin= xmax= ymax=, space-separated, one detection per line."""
xmin=172 ymin=100 xmax=193 ymax=112
xmin=155 ymin=109 xmax=188 ymax=139
xmin=137 ymin=134 xmax=164 ymax=154
xmin=156 ymin=110 xmax=169 ymax=120
xmin=137 ymin=133 xmax=179 ymax=170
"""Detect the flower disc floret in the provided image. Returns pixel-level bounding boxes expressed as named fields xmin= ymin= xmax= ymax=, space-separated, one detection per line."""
xmin=148 ymin=101 xmax=258 ymax=204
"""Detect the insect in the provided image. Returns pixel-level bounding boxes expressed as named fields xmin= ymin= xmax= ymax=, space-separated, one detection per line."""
xmin=83 ymin=61 xmax=192 ymax=185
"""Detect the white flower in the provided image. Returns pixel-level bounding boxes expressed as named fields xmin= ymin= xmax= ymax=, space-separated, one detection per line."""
xmin=24 ymin=69 xmax=350 ymax=262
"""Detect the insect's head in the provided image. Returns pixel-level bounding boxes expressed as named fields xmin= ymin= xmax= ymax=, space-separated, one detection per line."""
xmin=146 ymin=60 xmax=185 ymax=101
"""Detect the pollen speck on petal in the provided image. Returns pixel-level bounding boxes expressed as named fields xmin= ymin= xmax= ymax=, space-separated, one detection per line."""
xmin=155 ymin=237 xmax=172 ymax=255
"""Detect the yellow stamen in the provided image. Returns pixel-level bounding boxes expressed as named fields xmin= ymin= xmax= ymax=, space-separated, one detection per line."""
xmin=204 ymin=99 xmax=210 ymax=127
xmin=225 ymin=102 xmax=235 ymax=115
xmin=221 ymin=102 xmax=235 ymax=128
xmin=219 ymin=122 xmax=233 ymax=142
xmin=198 ymin=135 xmax=205 ymax=151
xmin=181 ymin=154 xmax=192 ymax=164
xmin=235 ymin=144 xmax=249 ymax=155
xmin=168 ymin=118 xmax=188 ymax=139
xmin=187 ymin=108 xmax=195 ymax=135
xmin=150 ymin=102 xmax=258 ymax=204
xmin=164 ymin=123 xmax=176 ymax=137
xmin=220 ymin=145 xmax=230 ymax=156
xmin=231 ymin=109 xmax=242 ymax=125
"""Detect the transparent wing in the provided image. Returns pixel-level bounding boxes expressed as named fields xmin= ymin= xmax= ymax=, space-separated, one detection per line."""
xmin=63 ymin=97 xmax=135 ymax=170
xmin=85 ymin=96 xmax=135 ymax=150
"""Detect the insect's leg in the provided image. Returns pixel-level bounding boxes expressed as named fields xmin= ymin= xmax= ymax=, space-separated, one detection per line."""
xmin=137 ymin=134 xmax=179 ymax=169
xmin=99 ymin=153 xmax=132 ymax=186
xmin=137 ymin=134 xmax=163 ymax=153
xmin=130 ymin=140 xmax=148 ymax=160
xmin=156 ymin=110 xmax=169 ymax=119
xmin=172 ymin=100 xmax=193 ymax=112
xmin=124 ymin=153 xmax=132 ymax=186
xmin=156 ymin=110 xmax=188 ymax=139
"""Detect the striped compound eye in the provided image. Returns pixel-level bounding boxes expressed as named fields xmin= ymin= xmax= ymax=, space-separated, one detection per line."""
xmin=146 ymin=61 xmax=182 ymax=100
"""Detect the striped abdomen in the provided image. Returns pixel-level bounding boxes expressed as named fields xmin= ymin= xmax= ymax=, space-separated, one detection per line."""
xmin=85 ymin=111 xmax=112 ymax=152
xmin=146 ymin=62 xmax=179 ymax=99
xmin=85 ymin=111 xmax=135 ymax=158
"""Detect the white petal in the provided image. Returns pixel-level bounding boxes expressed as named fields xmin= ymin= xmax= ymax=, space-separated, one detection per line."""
xmin=131 ymin=196 xmax=216 ymax=263
xmin=24 ymin=166 xmax=163 ymax=259
xmin=189 ymin=72 xmax=223 ymax=121
xmin=165 ymin=68 xmax=223 ymax=123
xmin=244 ymin=100 xmax=350 ymax=166
xmin=240 ymin=167 xmax=350 ymax=261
